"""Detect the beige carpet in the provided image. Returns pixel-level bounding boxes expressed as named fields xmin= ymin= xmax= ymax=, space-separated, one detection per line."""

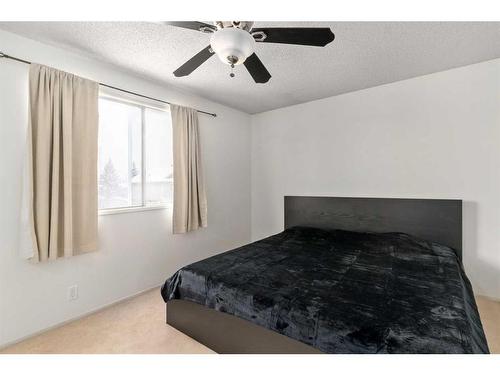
xmin=476 ymin=296 xmax=500 ymax=354
xmin=1 ymin=288 xmax=213 ymax=354
xmin=1 ymin=288 xmax=499 ymax=354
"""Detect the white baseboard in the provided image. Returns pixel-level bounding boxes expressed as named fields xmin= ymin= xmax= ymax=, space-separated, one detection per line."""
xmin=0 ymin=283 xmax=163 ymax=351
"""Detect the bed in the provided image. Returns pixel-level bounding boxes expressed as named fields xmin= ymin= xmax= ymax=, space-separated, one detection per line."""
xmin=161 ymin=196 xmax=489 ymax=354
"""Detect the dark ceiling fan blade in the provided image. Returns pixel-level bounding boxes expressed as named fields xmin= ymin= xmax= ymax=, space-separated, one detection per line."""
xmin=251 ymin=27 xmax=335 ymax=47
xmin=173 ymin=46 xmax=215 ymax=77
xmin=243 ymin=53 xmax=271 ymax=84
xmin=163 ymin=21 xmax=217 ymax=33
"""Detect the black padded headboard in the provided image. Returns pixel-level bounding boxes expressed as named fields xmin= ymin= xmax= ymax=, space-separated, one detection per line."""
xmin=284 ymin=196 xmax=462 ymax=260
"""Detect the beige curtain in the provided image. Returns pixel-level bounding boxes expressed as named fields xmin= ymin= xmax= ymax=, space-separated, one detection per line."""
xmin=22 ymin=64 xmax=99 ymax=262
xmin=171 ymin=104 xmax=207 ymax=234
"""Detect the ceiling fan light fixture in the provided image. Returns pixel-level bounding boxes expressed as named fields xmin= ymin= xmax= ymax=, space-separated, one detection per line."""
xmin=210 ymin=27 xmax=256 ymax=65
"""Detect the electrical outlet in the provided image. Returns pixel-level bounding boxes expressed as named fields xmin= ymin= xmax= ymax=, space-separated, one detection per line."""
xmin=68 ymin=285 xmax=78 ymax=301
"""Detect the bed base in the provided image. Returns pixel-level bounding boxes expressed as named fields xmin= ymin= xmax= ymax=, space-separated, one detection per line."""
xmin=166 ymin=300 xmax=321 ymax=354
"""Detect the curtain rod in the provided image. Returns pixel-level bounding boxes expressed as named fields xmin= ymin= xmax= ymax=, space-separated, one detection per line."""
xmin=0 ymin=51 xmax=217 ymax=117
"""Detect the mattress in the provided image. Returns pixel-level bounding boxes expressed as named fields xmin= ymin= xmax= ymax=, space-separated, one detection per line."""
xmin=161 ymin=226 xmax=489 ymax=353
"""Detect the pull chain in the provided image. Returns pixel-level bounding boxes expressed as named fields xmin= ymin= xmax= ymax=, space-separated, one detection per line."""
xmin=230 ymin=63 xmax=235 ymax=78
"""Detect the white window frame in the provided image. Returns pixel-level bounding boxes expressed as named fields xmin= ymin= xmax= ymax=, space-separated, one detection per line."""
xmin=98 ymin=93 xmax=172 ymax=216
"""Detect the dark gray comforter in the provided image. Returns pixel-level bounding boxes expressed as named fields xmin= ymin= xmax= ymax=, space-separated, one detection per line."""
xmin=161 ymin=226 xmax=489 ymax=353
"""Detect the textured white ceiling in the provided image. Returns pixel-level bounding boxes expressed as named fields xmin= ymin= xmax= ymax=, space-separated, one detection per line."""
xmin=1 ymin=22 xmax=500 ymax=114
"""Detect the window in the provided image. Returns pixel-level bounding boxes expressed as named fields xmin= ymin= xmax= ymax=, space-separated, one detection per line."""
xmin=98 ymin=96 xmax=173 ymax=212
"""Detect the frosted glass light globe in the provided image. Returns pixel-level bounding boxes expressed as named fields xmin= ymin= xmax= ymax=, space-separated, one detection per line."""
xmin=210 ymin=28 xmax=256 ymax=65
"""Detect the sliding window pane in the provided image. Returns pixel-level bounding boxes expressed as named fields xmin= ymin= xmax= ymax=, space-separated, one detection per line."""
xmin=98 ymin=98 xmax=142 ymax=210
xmin=144 ymin=108 xmax=173 ymax=206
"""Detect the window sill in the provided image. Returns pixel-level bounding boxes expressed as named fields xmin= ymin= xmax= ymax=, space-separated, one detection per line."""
xmin=98 ymin=205 xmax=171 ymax=216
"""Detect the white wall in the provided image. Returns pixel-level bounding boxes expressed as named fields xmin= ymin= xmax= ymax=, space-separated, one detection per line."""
xmin=251 ymin=59 xmax=500 ymax=300
xmin=0 ymin=30 xmax=252 ymax=346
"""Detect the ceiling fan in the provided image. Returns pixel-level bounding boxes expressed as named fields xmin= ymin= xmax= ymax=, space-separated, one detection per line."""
xmin=165 ymin=21 xmax=335 ymax=83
